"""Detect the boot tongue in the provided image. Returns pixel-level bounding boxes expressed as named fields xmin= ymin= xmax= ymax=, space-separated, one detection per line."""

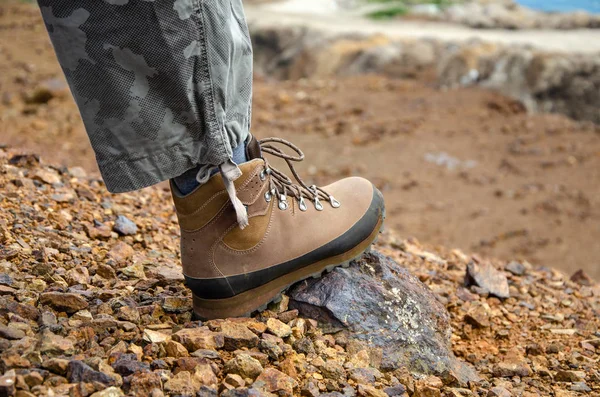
xmin=245 ymin=134 xmax=262 ymax=160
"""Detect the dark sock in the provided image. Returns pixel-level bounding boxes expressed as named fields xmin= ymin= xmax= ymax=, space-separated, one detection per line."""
xmin=174 ymin=141 xmax=248 ymax=195
xmin=231 ymin=139 xmax=249 ymax=165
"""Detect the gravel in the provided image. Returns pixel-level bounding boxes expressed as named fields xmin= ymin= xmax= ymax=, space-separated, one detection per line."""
xmin=0 ymin=146 xmax=599 ymax=396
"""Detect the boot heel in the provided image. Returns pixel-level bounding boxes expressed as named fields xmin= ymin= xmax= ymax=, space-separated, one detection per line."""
xmin=192 ymin=287 xmax=281 ymax=320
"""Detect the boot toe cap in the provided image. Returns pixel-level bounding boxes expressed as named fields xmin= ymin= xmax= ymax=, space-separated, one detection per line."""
xmin=325 ymin=176 xmax=385 ymax=224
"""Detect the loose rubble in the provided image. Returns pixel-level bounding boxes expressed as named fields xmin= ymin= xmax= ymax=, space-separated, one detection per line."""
xmin=2 ymin=3 xmax=600 ymax=396
xmin=3 ymin=3 xmax=600 ymax=282
xmin=1 ymin=147 xmax=599 ymax=397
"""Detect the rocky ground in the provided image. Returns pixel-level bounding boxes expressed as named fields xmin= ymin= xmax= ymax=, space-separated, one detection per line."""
xmin=2 ymin=3 xmax=600 ymax=279
xmin=1 ymin=146 xmax=599 ymax=397
xmin=1 ymin=4 xmax=600 ymax=397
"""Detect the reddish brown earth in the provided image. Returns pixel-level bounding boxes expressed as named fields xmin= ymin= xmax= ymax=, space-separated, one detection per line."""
xmin=1 ymin=4 xmax=599 ymax=279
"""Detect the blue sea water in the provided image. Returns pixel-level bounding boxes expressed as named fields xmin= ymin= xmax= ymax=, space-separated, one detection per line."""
xmin=516 ymin=0 xmax=600 ymax=14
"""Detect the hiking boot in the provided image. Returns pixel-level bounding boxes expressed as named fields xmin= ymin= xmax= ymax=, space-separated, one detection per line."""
xmin=171 ymin=136 xmax=385 ymax=320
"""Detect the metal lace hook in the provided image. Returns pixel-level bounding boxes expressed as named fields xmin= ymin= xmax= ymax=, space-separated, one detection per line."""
xmin=329 ymin=196 xmax=341 ymax=208
xmin=298 ymin=196 xmax=308 ymax=212
xmin=310 ymin=185 xmax=324 ymax=211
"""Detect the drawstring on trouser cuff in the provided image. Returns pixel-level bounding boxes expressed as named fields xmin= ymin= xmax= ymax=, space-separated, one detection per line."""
xmin=195 ymin=160 xmax=249 ymax=230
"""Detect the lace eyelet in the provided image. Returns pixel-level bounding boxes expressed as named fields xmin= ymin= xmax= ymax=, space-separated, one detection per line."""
xmin=329 ymin=196 xmax=341 ymax=208
xmin=260 ymin=167 xmax=271 ymax=181
xmin=314 ymin=197 xmax=324 ymax=211
xmin=298 ymin=197 xmax=308 ymax=212
xmin=264 ymin=191 xmax=272 ymax=202
xmin=278 ymin=196 xmax=289 ymax=211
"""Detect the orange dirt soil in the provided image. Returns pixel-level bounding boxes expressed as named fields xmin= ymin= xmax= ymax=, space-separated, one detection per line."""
xmin=1 ymin=4 xmax=599 ymax=279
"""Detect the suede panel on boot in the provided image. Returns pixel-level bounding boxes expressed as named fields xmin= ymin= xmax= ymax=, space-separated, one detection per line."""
xmin=176 ymin=160 xmax=271 ymax=279
xmin=172 ymin=159 xmax=264 ymax=231
xmin=223 ymin=203 xmax=275 ymax=250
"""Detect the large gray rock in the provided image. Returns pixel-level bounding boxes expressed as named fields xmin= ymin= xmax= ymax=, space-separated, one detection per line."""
xmin=288 ymin=251 xmax=478 ymax=384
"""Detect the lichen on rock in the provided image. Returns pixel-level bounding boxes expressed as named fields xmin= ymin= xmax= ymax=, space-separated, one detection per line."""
xmin=289 ymin=252 xmax=479 ymax=384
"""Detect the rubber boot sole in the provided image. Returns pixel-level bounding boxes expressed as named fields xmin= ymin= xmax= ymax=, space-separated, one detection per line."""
xmin=192 ymin=213 xmax=384 ymax=320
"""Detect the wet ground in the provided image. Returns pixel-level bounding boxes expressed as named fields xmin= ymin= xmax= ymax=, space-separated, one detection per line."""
xmin=1 ymin=3 xmax=599 ymax=279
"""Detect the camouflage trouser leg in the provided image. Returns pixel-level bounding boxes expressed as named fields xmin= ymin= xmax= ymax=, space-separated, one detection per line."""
xmin=37 ymin=0 xmax=253 ymax=193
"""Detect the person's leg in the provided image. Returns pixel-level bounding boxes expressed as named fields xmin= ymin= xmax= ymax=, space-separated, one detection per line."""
xmin=37 ymin=0 xmax=253 ymax=193
xmin=39 ymin=0 xmax=385 ymax=320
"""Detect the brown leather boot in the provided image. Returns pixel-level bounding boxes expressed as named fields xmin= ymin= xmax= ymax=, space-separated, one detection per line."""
xmin=171 ymin=136 xmax=385 ymax=320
